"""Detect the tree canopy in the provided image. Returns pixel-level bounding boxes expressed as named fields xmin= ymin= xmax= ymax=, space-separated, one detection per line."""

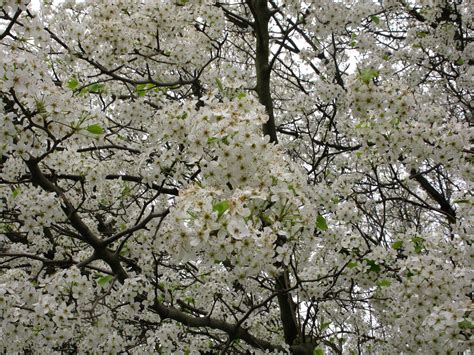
xmin=0 ymin=0 xmax=472 ymax=353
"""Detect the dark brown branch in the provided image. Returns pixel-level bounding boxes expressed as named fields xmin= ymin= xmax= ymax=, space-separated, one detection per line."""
xmin=247 ymin=0 xmax=278 ymax=144
xmin=0 ymin=8 xmax=22 ymax=40
xmin=149 ymin=300 xmax=284 ymax=352
xmin=101 ymin=209 xmax=169 ymax=246
xmin=24 ymin=158 xmax=129 ymax=282
xmin=410 ymin=169 xmax=456 ymax=224
xmin=105 ymin=174 xmax=179 ymax=196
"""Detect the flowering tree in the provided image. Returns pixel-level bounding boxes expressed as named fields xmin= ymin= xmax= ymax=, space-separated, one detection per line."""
xmin=0 ymin=0 xmax=472 ymax=353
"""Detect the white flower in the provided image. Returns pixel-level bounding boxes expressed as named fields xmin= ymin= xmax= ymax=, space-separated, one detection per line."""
xmin=227 ymin=217 xmax=250 ymax=240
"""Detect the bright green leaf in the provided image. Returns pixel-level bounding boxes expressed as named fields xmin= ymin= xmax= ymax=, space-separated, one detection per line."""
xmin=86 ymin=124 xmax=104 ymax=135
xmin=86 ymin=83 xmax=105 ymax=93
xmin=12 ymin=187 xmax=21 ymax=198
xmin=237 ymin=91 xmax=246 ymax=99
xmin=347 ymin=261 xmax=358 ymax=269
xmin=136 ymin=83 xmax=155 ymax=97
xmin=371 ymin=15 xmax=380 ymax=25
xmin=358 ymin=68 xmax=379 ymax=84
xmin=207 ymin=136 xmax=219 ymax=143
xmin=411 ymin=236 xmax=424 ymax=254
xmin=313 ymin=348 xmax=323 ymax=355
xmin=212 ymin=200 xmax=230 ymax=218
xmin=377 ymin=279 xmax=391 ymax=287
xmin=391 ymin=240 xmax=404 ymax=250
xmin=67 ymin=77 xmax=79 ymax=90
xmin=316 ymin=214 xmax=328 ymax=231
xmin=136 ymin=84 xmax=147 ymax=97
xmin=97 ymin=275 xmax=114 ymax=286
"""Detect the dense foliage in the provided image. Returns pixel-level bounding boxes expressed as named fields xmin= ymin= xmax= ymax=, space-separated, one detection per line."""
xmin=0 ymin=0 xmax=472 ymax=353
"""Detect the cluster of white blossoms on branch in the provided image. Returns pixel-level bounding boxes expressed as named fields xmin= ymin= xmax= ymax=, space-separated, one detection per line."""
xmin=127 ymin=93 xmax=321 ymax=278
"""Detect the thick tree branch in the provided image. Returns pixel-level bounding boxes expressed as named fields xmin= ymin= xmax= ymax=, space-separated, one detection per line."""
xmin=150 ymin=300 xmax=284 ymax=352
xmin=24 ymin=159 xmax=129 ymax=282
xmin=410 ymin=169 xmax=456 ymax=224
xmin=247 ymin=0 xmax=278 ymax=144
xmin=0 ymin=8 xmax=22 ymax=40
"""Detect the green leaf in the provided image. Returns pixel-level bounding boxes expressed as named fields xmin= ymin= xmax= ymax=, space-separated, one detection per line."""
xmin=416 ymin=31 xmax=428 ymax=38
xmin=207 ymin=136 xmax=220 ymax=143
xmin=358 ymin=68 xmax=379 ymax=84
xmin=136 ymin=84 xmax=147 ymax=97
xmin=391 ymin=240 xmax=404 ymax=250
xmin=35 ymin=100 xmax=46 ymax=113
xmin=187 ymin=210 xmax=198 ymax=219
xmin=260 ymin=213 xmax=273 ymax=226
xmin=453 ymin=199 xmax=471 ymax=204
xmin=377 ymin=279 xmax=391 ymax=287
xmin=365 ymin=259 xmax=381 ymax=273
xmin=371 ymin=15 xmax=380 ymax=25
xmin=86 ymin=124 xmax=104 ymax=135
xmin=454 ymin=58 xmax=464 ymax=66
xmin=212 ymin=200 xmax=230 ymax=218
xmin=119 ymin=243 xmax=129 ymax=256
xmin=97 ymin=275 xmax=114 ymax=286
xmin=85 ymin=83 xmax=105 ymax=93
xmin=0 ymin=224 xmax=13 ymax=233
xmin=237 ymin=91 xmax=246 ymax=100
xmin=67 ymin=77 xmax=79 ymax=90
xmin=215 ymin=78 xmax=225 ymax=96
xmin=321 ymin=321 xmax=331 ymax=330
xmin=12 ymin=187 xmax=21 ymax=198
xmin=136 ymin=83 xmax=155 ymax=97
xmin=411 ymin=236 xmax=424 ymax=254
xmin=316 ymin=214 xmax=328 ymax=231
xmin=313 ymin=348 xmax=324 ymax=355
xmin=347 ymin=261 xmax=358 ymax=269
xmin=458 ymin=320 xmax=473 ymax=329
